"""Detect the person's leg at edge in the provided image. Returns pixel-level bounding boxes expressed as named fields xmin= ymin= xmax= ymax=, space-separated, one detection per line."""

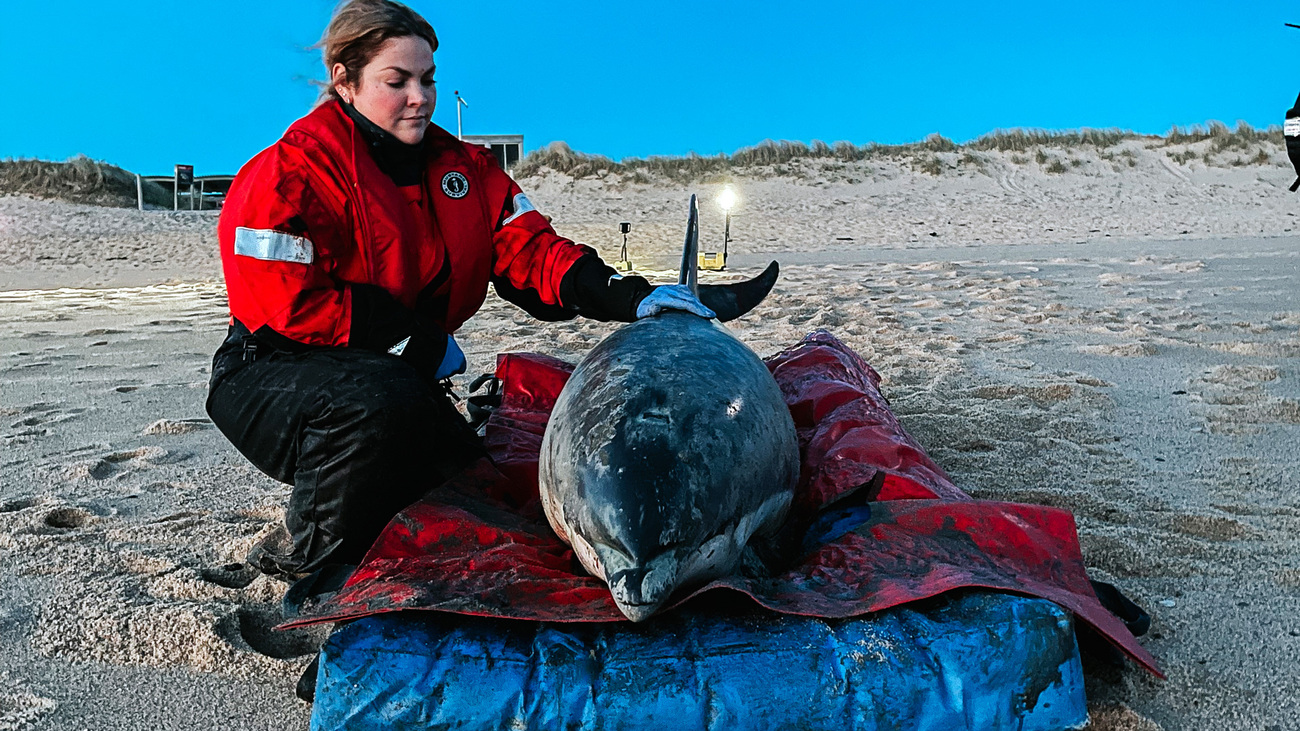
xmin=206 ymin=345 xmax=484 ymax=575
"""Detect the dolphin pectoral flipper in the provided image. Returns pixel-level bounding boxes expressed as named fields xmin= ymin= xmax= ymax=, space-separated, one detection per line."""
xmin=698 ymin=261 xmax=780 ymax=322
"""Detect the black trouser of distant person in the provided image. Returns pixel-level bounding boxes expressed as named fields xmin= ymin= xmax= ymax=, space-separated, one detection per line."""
xmin=205 ymin=322 xmax=484 ymax=575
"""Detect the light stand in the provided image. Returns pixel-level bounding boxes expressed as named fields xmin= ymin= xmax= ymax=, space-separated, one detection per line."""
xmin=616 ymin=222 xmax=633 ymax=272
xmin=700 ymin=186 xmax=737 ymax=271
xmin=722 ymin=207 xmax=732 ymax=262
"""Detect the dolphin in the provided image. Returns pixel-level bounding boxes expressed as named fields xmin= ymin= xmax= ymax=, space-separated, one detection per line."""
xmin=539 ymin=195 xmax=799 ymax=622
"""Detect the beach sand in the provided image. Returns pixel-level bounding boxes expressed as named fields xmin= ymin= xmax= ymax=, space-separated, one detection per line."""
xmin=1 ymin=149 xmax=1297 ymax=729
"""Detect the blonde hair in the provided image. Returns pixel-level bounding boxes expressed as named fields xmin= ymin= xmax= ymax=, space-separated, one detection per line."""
xmin=320 ymin=0 xmax=438 ymax=101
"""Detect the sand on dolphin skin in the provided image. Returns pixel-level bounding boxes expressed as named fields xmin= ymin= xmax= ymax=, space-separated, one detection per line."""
xmin=1 ymin=154 xmax=1298 ymax=729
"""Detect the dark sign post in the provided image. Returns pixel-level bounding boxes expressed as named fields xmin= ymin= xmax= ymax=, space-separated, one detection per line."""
xmin=174 ymin=165 xmax=194 ymax=211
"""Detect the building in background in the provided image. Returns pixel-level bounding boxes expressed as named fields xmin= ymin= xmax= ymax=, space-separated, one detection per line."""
xmin=140 ymin=172 xmax=235 ymax=210
xmin=462 ymin=134 xmax=523 ymax=170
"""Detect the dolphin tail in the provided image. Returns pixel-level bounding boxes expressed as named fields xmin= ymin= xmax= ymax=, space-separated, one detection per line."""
xmin=678 ymin=194 xmax=700 ymax=296
xmin=699 ymin=260 xmax=781 ymax=322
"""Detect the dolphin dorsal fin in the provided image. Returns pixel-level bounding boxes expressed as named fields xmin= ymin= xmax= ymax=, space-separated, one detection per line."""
xmin=678 ymin=195 xmax=699 ymax=296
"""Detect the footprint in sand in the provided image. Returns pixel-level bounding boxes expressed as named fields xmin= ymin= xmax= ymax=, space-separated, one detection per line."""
xmin=8 ymin=406 xmax=86 ymax=430
xmin=41 ymin=506 xmax=96 ymax=531
xmin=1208 ymin=341 xmax=1300 ymax=358
xmin=1157 ymin=260 xmax=1204 ymax=273
xmin=1163 ymin=513 xmax=1256 ymax=541
xmin=1189 ymin=365 xmax=1300 ymax=434
xmin=64 ymin=446 xmax=178 ymax=481
xmin=1073 ymin=375 xmax=1113 ymax=387
xmin=141 ymin=418 xmax=211 ymax=436
xmin=1078 ymin=343 xmax=1159 ymax=357
xmin=0 ymin=497 xmax=42 ymax=513
xmin=217 ymin=604 xmax=328 ymax=661
xmin=143 ymin=562 xmax=283 ymax=605
xmin=3 ymin=502 xmax=101 ymax=541
xmin=199 ymin=562 xmax=261 ymax=590
xmin=1190 ymin=366 xmax=1276 ymax=407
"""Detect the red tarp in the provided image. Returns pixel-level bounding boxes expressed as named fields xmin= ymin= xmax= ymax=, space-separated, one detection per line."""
xmin=284 ymin=330 xmax=1160 ymax=676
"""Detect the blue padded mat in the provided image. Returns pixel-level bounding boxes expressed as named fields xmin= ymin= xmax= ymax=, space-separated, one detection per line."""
xmin=312 ymin=591 xmax=1087 ymax=731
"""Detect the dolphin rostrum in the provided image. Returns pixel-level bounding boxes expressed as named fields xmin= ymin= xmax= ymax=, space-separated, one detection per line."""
xmin=539 ymin=195 xmax=799 ymax=621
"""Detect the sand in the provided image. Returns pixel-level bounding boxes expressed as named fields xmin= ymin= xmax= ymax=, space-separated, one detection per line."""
xmin=1 ymin=148 xmax=1298 ymax=729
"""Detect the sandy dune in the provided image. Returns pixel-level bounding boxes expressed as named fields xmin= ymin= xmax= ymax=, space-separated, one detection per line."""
xmin=1 ymin=150 xmax=1298 ymax=729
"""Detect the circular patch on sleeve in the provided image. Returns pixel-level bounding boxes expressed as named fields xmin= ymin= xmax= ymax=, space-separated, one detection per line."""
xmin=441 ymin=171 xmax=470 ymax=199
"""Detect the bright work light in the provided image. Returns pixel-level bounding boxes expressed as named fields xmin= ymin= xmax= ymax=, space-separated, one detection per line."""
xmin=717 ymin=187 xmax=737 ymax=212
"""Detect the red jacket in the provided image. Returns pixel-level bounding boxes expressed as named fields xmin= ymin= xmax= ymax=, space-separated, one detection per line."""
xmin=218 ymin=101 xmax=590 ymax=354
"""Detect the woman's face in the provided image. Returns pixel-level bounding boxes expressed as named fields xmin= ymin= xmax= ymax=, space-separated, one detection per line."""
xmin=334 ymin=35 xmax=436 ymax=145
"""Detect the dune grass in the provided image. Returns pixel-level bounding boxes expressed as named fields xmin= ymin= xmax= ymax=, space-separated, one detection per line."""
xmin=1160 ymin=122 xmax=1282 ymax=168
xmin=0 ymin=155 xmax=172 ymax=208
xmin=969 ymin=127 xmax=1140 ymax=152
xmin=513 ymin=134 xmax=970 ymax=182
xmin=1165 ymin=121 xmax=1282 ymax=149
xmin=516 ymin=121 xmax=1283 ymax=183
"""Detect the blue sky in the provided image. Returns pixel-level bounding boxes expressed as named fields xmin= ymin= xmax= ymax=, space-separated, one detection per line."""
xmin=2 ymin=1 xmax=1296 ymax=175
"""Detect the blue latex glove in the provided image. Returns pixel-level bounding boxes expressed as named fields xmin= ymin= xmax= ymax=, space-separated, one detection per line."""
xmin=433 ymin=334 xmax=467 ymax=380
xmin=635 ymin=284 xmax=717 ymax=320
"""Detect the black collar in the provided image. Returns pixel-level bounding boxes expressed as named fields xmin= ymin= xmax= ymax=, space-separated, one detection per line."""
xmin=340 ymin=100 xmax=427 ymax=187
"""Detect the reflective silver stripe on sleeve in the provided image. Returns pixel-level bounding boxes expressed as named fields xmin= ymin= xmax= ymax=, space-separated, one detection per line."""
xmin=501 ymin=193 xmax=537 ymax=225
xmin=233 ymin=226 xmax=314 ymax=264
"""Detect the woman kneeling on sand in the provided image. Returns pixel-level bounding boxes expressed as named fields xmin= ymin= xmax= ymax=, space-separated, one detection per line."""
xmin=206 ymin=0 xmax=763 ymax=578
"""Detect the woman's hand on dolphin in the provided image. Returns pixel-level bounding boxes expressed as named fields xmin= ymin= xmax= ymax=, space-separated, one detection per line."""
xmin=635 ymin=285 xmax=717 ymax=319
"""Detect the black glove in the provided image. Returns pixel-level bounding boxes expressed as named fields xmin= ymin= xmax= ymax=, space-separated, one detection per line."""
xmin=559 ymin=254 xmax=780 ymax=323
xmin=558 ymin=254 xmax=654 ymax=322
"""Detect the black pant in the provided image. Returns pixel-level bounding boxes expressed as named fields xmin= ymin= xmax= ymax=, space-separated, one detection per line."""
xmin=206 ymin=325 xmax=484 ymax=574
